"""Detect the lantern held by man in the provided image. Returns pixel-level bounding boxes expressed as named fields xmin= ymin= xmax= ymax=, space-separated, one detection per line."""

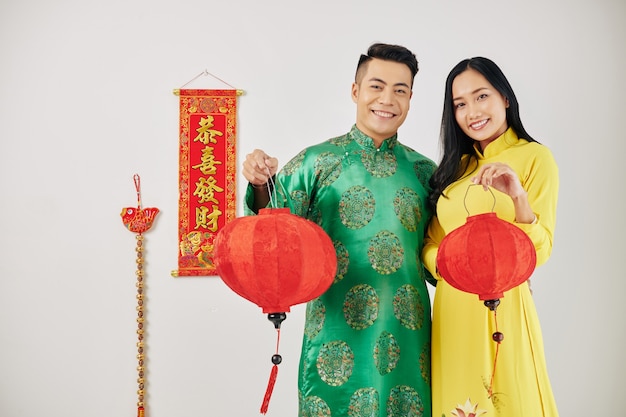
xmin=213 ymin=207 xmax=337 ymax=414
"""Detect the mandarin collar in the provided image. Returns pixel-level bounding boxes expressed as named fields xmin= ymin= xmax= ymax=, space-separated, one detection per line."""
xmin=349 ymin=124 xmax=398 ymax=151
xmin=473 ymin=127 xmax=518 ymax=159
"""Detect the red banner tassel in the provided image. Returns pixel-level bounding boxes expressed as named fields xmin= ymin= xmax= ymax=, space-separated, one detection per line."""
xmin=260 ymin=364 xmax=278 ymax=414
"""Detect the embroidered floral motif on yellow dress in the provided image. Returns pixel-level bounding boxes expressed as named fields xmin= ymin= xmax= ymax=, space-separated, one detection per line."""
xmin=450 ymin=398 xmax=488 ymax=417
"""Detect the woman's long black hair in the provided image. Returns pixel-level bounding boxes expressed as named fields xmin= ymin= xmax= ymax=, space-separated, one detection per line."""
xmin=428 ymin=57 xmax=539 ymax=211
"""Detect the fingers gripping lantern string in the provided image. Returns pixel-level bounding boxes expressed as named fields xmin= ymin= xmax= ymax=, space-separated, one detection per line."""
xmin=253 ymin=166 xmax=279 ymax=209
xmin=252 ymin=165 xmax=293 ymax=210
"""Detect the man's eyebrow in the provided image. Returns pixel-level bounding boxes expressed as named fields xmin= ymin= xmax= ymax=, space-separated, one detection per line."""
xmin=367 ymin=77 xmax=387 ymax=85
xmin=367 ymin=77 xmax=410 ymax=89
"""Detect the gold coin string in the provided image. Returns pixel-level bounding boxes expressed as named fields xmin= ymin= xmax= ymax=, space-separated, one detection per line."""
xmin=120 ymin=174 xmax=160 ymax=417
xmin=135 ymin=234 xmax=146 ymax=415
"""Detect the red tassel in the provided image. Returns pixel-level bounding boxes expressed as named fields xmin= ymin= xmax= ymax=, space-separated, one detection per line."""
xmin=260 ymin=364 xmax=279 ymax=414
xmin=487 ymin=309 xmax=502 ymax=399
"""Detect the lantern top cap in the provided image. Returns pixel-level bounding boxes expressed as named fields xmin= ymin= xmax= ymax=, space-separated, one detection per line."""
xmin=466 ymin=212 xmax=497 ymax=221
xmin=259 ymin=208 xmax=292 ymax=215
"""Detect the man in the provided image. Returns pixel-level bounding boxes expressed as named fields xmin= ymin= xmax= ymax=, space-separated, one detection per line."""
xmin=242 ymin=43 xmax=435 ymax=417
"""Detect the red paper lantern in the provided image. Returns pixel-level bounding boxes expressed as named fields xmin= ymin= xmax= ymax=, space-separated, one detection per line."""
xmin=436 ymin=210 xmax=537 ymax=397
xmin=437 ymin=212 xmax=536 ymax=301
xmin=214 ymin=207 xmax=337 ymax=314
xmin=213 ymin=207 xmax=337 ymax=414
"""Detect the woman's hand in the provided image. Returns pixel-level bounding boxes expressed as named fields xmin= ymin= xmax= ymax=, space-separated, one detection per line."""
xmin=471 ymin=162 xmax=525 ymax=199
xmin=472 ymin=162 xmax=536 ymax=224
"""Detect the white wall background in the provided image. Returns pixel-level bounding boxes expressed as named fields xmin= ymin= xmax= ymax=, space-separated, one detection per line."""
xmin=1 ymin=0 xmax=624 ymax=416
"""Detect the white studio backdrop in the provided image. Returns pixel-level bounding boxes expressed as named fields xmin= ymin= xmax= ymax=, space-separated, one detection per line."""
xmin=0 ymin=0 xmax=624 ymax=416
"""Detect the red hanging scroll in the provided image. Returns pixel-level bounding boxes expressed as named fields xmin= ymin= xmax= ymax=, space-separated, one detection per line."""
xmin=172 ymin=89 xmax=238 ymax=277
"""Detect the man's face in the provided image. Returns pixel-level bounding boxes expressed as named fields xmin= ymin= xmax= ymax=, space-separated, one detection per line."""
xmin=351 ymin=58 xmax=413 ymax=146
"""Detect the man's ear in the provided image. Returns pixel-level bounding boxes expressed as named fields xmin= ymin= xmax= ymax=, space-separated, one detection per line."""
xmin=351 ymin=82 xmax=359 ymax=103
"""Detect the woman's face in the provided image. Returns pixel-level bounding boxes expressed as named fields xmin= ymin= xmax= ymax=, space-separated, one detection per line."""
xmin=452 ymin=68 xmax=509 ymax=151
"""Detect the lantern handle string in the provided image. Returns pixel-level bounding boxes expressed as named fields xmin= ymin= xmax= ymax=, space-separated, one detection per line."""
xmin=267 ymin=173 xmax=276 ymax=208
xmin=263 ymin=167 xmax=280 ymax=209
xmin=463 ymin=184 xmax=496 ymax=217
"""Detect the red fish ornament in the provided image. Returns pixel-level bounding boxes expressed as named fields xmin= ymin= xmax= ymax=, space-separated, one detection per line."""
xmin=121 ymin=206 xmax=160 ymax=234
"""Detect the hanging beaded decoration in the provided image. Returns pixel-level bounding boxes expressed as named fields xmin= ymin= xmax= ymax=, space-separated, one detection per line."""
xmin=120 ymin=174 xmax=160 ymax=417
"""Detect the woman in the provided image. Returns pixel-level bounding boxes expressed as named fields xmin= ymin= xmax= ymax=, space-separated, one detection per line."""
xmin=422 ymin=57 xmax=559 ymax=416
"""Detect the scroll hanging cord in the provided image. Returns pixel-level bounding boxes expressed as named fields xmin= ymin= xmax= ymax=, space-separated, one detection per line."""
xmin=180 ymin=69 xmax=238 ymax=90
